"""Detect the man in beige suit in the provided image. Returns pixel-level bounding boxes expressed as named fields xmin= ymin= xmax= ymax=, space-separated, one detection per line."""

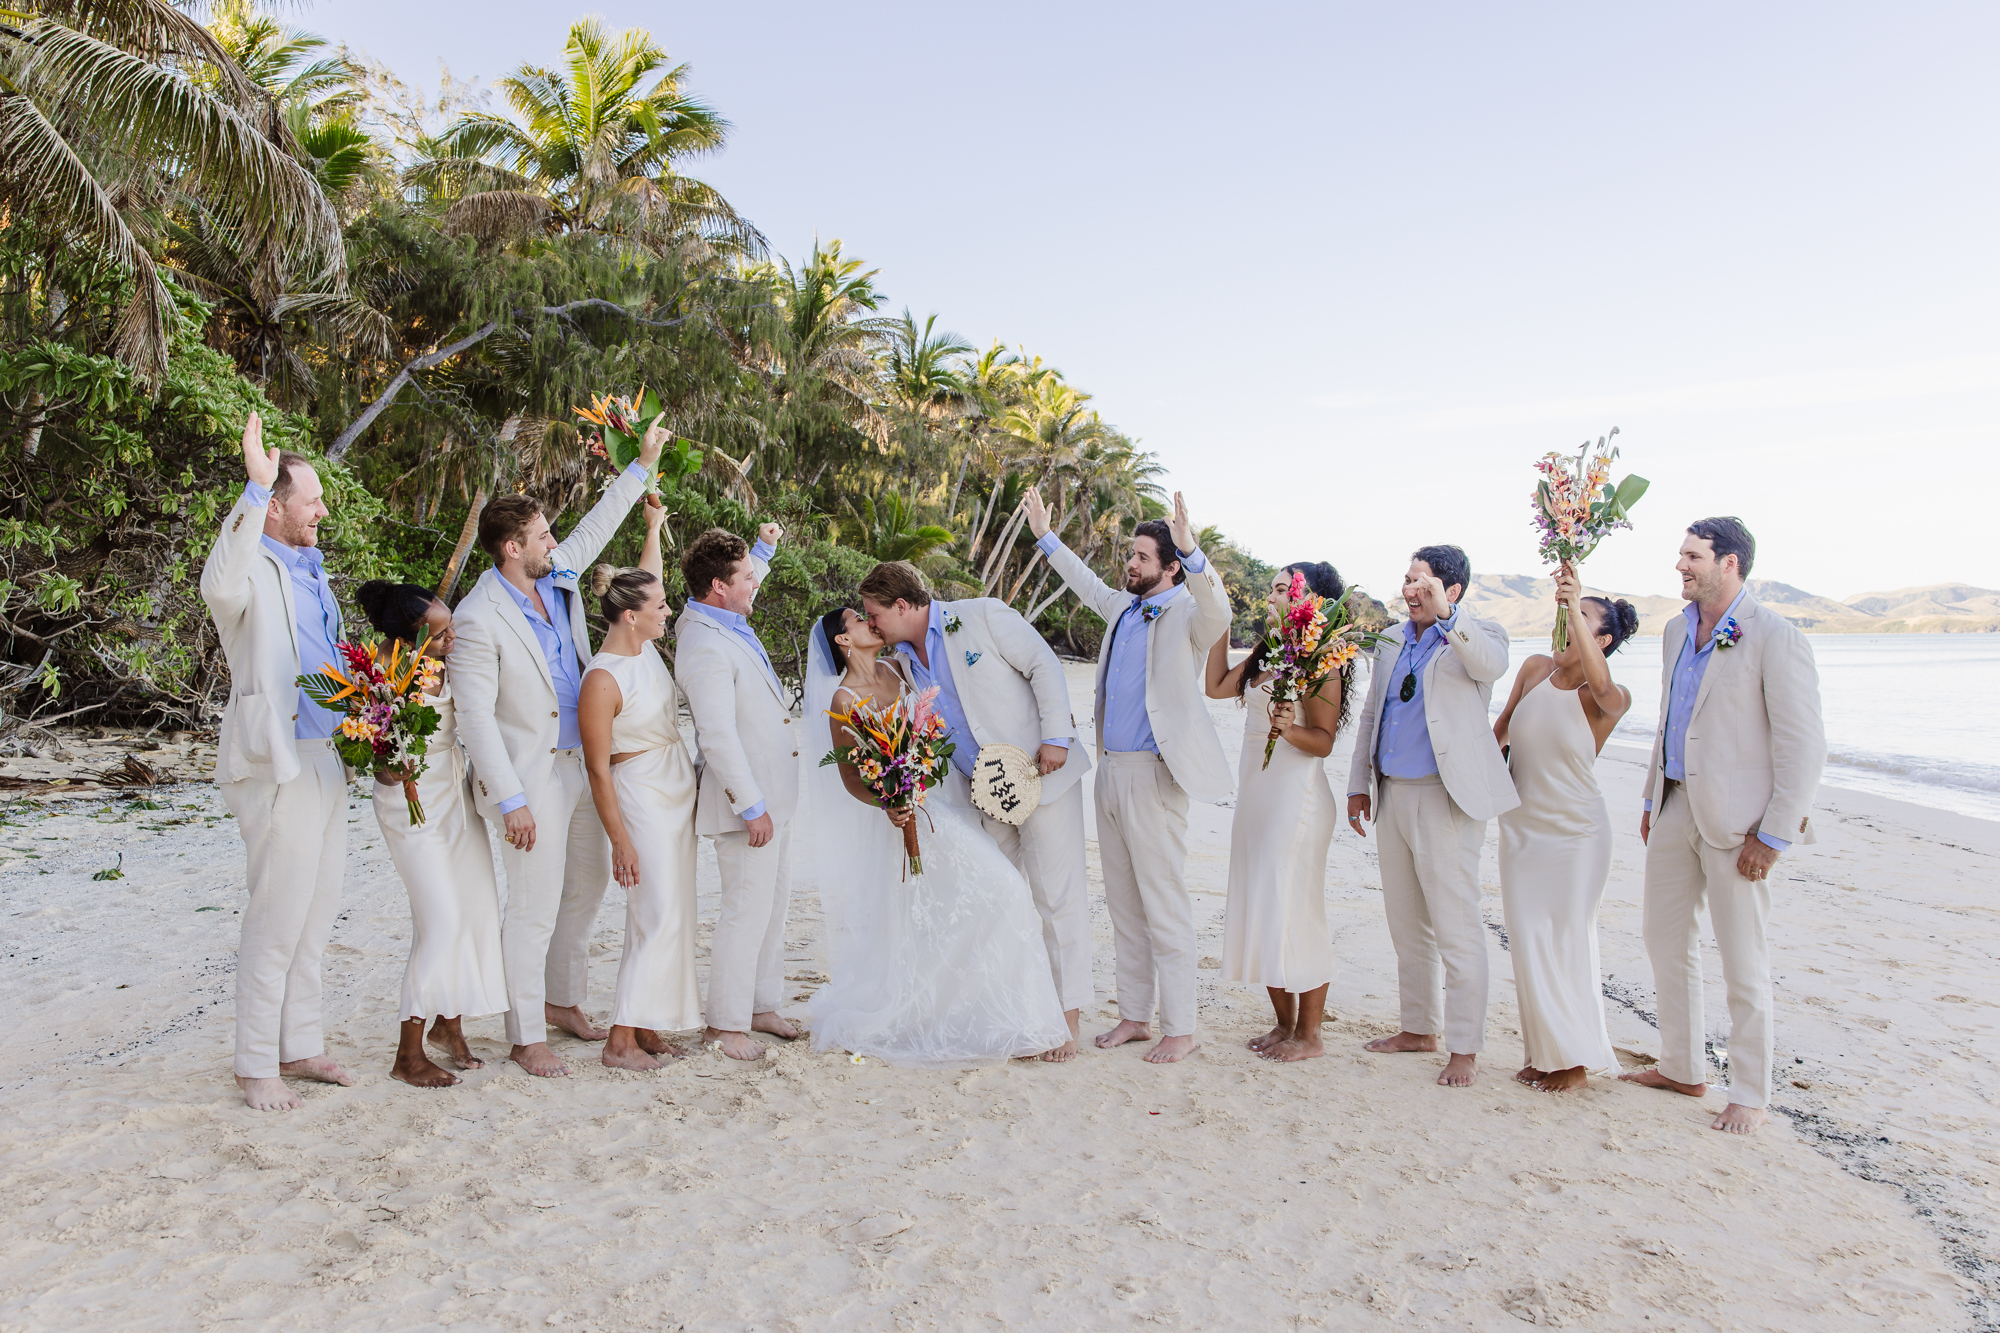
xmin=1026 ymin=489 xmax=1232 ymax=1064
xmin=201 ymin=413 xmax=356 ymax=1111
xmin=1347 ymin=545 xmax=1517 ymax=1087
xmin=673 ymin=525 xmax=798 ymax=1061
xmin=452 ymin=425 xmax=663 ymax=1076
xmin=1622 ymin=517 xmax=1825 ymax=1134
xmin=862 ymin=559 xmax=1093 ymax=1060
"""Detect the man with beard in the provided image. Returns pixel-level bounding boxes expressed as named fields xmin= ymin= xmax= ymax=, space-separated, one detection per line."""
xmin=452 ymin=424 xmax=665 ymax=1077
xmin=1025 ymin=489 xmax=1233 ymax=1064
xmin=202 ymin=413 xmax=359 ymax=1110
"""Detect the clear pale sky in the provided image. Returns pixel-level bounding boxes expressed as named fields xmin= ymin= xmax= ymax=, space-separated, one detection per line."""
xmin=305 ymin=2 xmax=1999 ymax=603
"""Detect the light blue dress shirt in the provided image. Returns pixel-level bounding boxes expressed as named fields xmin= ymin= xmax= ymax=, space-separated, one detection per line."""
xmin=1646 ymin=588 xmax=1787 ymax=850
xmin=1358 ymin=604 xmax=1459 ymax=788
xmin=686 ymin=594 xmax=782 ymax=821
xmin=1034 ymin=533 xmax=1207 ymax=754
xmin=494 ymin=575 xmax=585 ymax=813
xmin=897 ymin=599 xmax=1068 ymax=778
xmin=244 ymin=483 xmax=343 ymax=741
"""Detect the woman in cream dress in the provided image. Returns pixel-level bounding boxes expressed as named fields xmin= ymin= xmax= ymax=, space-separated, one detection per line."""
xmin=578 ymin=496 xmax=702 ymax=1071
xmin=1491 ymin=567 xmax=1638 ymax=1092
xmin=1206 ymin=562 xmax=1352 ymax=1063
xmin=354 ymin=581 xmax=508 ymax=1088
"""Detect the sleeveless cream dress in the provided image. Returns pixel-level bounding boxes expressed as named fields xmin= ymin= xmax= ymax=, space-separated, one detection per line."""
xmin=584 ymin=647 xmax=703 ymax=1032
xmin=370 ymin=676 xmax=508 ymax=1021
xmin=1496 ymin=676 xmax=1617 ymax=1073
xmin=1220 ymin=680 xmax=1340 ymax=993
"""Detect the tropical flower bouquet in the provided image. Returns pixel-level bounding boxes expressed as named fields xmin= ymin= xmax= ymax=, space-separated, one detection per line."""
xmin=1531 ymin=428 xmax=1650 ymax=651
xmin=1261 ymin=571 xmax=1393 ymax=770
xmin=821 ymin=686 xmax=957 ymax=877
xmin=298 ymin=639 xmax=444 ymax=825
xmin=575 ymin=386 xmax=702 ymax=493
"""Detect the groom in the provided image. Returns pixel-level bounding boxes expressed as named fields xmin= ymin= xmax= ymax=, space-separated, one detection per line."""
xmin=861 ymin=560 xmax=1093 ymax=1060
xmin=1024 ymin=488 xmax=1232 ymax=1064
xmin=1623 ymin=516 xmax=1825 ymax=1134
xmin=452 ymin=422 xmax=665 ymax=1077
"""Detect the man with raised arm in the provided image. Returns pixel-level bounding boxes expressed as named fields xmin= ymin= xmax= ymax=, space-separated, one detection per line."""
xmin=1346 ymin=545 xmax=1517 ymax=1088
xmin=201 ymin=412 xmax=357 ymax=1111
xmin=451 ymin=421 xmax=665 ymax=1077
xmin=1024 ymin=488 xmax=1232 ymax=1065
xmin=1622 ymin=517 xmax=1825 ymax=1134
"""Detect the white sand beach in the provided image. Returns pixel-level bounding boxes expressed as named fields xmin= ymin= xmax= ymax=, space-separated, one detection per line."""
xmin=1 ymin=661 xmax=1993 ymax=1331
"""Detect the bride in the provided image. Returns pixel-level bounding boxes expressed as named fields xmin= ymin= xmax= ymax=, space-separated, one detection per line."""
xmin=801 ymin=605 xmax=1072 ymax=1068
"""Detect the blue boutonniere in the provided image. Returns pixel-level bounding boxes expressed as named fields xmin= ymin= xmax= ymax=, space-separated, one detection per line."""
xmin=964 ymin=651 xmax=981 ymax=667
xmin=944 ymin=613 xmax=963 ymax=634
xmin=1713 ymin=616 xmax=1742 ymax=651
xmin=1139 ymin=602 xmax=1165 ymax=624
xmin=553 ymin=567 xmax=578 ymax=583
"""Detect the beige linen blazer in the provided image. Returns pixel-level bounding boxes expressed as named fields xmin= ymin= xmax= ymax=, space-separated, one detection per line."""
xmin=673 ymin=550 xmax=800 ymax=835
xmin=452 ymin=466 xmax=648 ymax=820
xmin=1346 ymin=608 xmax=1519 ymax=822
xmin=1644 ymin=593 xmax=1826 ymax=849
xmin=200 ymin=487 xmax=337 ymax=786
xmin=904 ymin=596 xmax=1091 ymax=806
xmin=1041 ymin=538 xmax=1234 ymax=804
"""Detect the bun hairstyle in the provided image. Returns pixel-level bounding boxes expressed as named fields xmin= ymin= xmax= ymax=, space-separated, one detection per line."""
xmin=818 ymin=605 xmax=855 ymax=674
xmin=590 ymin=564 xmax=662 ymax=625
xmin=1238 ymin=561 xmax=1357 ymax=738
xmin=354 ymin=580 xmax=435 ymax=643
xmin=1583 ymin=596 xmax=1640 ymax=655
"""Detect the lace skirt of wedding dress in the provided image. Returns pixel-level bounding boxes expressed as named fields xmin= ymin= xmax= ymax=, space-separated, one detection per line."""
xmin=808 ymin=783 xmax=1070 ymax=1069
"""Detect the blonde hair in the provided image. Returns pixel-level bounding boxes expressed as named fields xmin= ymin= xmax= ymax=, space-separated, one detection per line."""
xmin=590 ymin=565 xmax=662 ymax=624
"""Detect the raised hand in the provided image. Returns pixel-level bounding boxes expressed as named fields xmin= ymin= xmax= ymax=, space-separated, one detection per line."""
xmin=757 ymin=521 xmax=783 ymax=549
xmin=241 ymin=411 xmax=278 ymax=489
xmin=1554 ymin=562 xmax=1583 ymax=610
xmin=1168 ymin=490 xmax=1193 ymax=556
xmin=1022 ymin=486 xmax=1051 ymax=539
xmin=644 ymin=492 xmax=667 ymax=528
xmin=638 ymin=413 xmax=670 ymax=469
xmin=1408 ymin=569 xmax=1451 ymax=621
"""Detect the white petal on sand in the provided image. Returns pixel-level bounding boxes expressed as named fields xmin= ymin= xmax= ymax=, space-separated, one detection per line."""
xmin=0 ymin=664 xmax=1990 ymax=1328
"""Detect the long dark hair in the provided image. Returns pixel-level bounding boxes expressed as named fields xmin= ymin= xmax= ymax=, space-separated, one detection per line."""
xmin=818 ymin=604 xmax=856 ymax=674
xmin=1239 ymin=561 xmax=1356 ymax=738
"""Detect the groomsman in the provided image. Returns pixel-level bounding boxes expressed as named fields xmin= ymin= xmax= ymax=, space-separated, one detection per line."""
xmin=674 ymin=524 xmax=797 ymax=1062
xmin=201 ymin=413 xmax=356 ymax=1111
xmin=452 ymin=423 xmax=664 ymax=1076
xmin=1025 ymin=489 xmax=1233 ymax=1064
xmin=1346 ymin=546 xmax=1517 ymax=1087
xmin=861 ymin=559 xmax=1092 ymax=1060
xmin=1623 ymin=517 xmax=1825 ymax=1134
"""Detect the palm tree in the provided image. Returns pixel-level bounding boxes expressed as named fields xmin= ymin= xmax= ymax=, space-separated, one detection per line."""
xmin=0 ymin=0 xmax=344 ymax=379
xmin=412 ymin=18 xmax=762 ymax=260
xmin=838 ymin=490 xmax=955 ymax=563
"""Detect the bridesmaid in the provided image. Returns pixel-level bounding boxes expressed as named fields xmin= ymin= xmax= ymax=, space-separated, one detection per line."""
xmin=1207 ymin=562 xmax=1351 ymax=1062
xmin=1491 ymin=565 xmax=1638 ymax=1092
xmin=578 ymin=496 xmax=703 ymax=1071
xmin=353 ymin=579 xmax=508 ymax=1088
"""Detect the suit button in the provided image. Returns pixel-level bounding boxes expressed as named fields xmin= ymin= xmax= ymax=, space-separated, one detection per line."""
xmin=551 ymin=710 xmax=558 ymax=718
xmin=549 ymin=747 xmax=557 ymax=754
xmin=782 ymin=718 xmax=790 ymax=725
xmin=792 ymin=751 xmax=799 ymax=757
xmin=291 ymin=714 xmax=299 ymax=721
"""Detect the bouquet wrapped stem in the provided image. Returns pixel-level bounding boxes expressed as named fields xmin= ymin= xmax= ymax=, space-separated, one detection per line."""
xmin=822 ymin=687 xmax=957 ymax=878
xmin=1260 ymin=572 xmax=1395 ymax=769
xmin=1532 ymin=428 xmax=1648 ymax=652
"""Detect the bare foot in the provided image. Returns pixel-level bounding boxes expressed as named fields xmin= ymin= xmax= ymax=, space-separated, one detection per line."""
xmin=602 ymin=1027 xmax=663 ymax=1072
xmin=1619 ymin=1068 xmax=1708 ymax=1097
xmin=751 ymin=1011 xmax=801 ymax=1041
xmin=1262 ymin=1033 xmax=1325 ymax=1062
xmin=1095 ymin=1019 xmax=1152 ymax=1050
xmin=510 ymin=1042 xmax=571 ymax=1077
xmin=427 ymin=1017 xmax=483 ymax=1069
xmin=544 ymin=1004 xmax=608 ymax=1042
xmin=705 ymin=1027 xmax=765 ymax=1061
xmin=392 ymin=1053 xmax=459 ymax=1087
xmin=635 ymin=1028 xmax=688 ymax=1060
xmin=1437 ymin=1052 xmax=1478 ymax=1087
xmin=1144 ymin=1035 xmax=1199 ymax=1064
xmin=1712 ymin=1103 xmax=1769 ymax=1135
xmin=236 ymin=1075 xmax=301 ymax=1112
xmin=1249 ymin=1026 xmax=1289 ymax=1052
xmin=1534 ymin=1065 xmax=1587 ymax=1093
xmin=1516 ymin=1065 xmax=1547 ymax=1087
xmin=1041 ymin=1009 xmax=1081 ymax=1063
xmin=1365 ymin=1031 xmax=1439 ymax=1054
xmin=277 ymin=1054 xmax=354 ymax=1086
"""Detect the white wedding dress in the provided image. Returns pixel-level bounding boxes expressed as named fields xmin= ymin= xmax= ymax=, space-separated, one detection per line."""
xmin=798 ymin=624 xmax=1069 ymax=1069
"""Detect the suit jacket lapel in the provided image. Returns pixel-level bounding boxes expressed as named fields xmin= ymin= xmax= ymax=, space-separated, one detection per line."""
xmin=1688 ymin=597 xmax=1752 ymax=724
xmin=259 ymin=546 xmax=303 ymax=672
xmin=489 ymin=576 xmax=556 ymax=695
xmin=693 ymin=610 xmax=783 ymax=705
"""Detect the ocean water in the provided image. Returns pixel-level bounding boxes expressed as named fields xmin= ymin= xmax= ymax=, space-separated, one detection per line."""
xmin=1485 ymin=634 xmax=2000 ymax=823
